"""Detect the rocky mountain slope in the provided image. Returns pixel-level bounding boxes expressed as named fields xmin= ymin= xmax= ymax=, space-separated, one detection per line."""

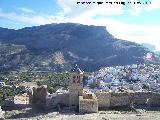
xmin=0 ymin=23 xmax=154 ymax=72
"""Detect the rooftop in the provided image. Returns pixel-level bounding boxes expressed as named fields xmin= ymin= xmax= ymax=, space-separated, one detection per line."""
xmin=71 ymin=64 xmax=83 ymax=74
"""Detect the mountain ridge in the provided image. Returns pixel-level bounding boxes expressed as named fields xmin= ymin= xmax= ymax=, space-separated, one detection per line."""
xmin=0 ymin=23 xmax=155 ymax=72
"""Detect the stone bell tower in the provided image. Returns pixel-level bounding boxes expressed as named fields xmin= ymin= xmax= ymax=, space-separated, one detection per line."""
xmin=69 ymin=64 xmax=84 ymax=108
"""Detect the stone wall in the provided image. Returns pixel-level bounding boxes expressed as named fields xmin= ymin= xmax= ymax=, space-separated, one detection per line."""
xmin=79 ymin=94 xmax=98 ymax=113
xmin=31 ymin=85 xmax=70 ymax=110
xmin=149 ymin=92 xmax=160 ymax=105
xmin=96 ymin=92 xmax=160 ymax=109
xmin=95 ymin=92 xmax=111 ymax=108
xmin=132 ymin=92 xmax=151 ymax=105
xmin=110 ymin=92 xmax=130 ymax=107
xmin=132 ymin=92 xmax=160 ymax=106
xmin=31 ymin=84 xmax=160 ymax=112
xmin=32 ymin=85 xmax=48 ymax=111
xmin=53 ymin=93 xmax=69 ymax=106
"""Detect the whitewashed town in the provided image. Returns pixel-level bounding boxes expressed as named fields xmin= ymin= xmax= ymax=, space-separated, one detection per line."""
xmin=87 ymin=64 xmax=160 ymax=92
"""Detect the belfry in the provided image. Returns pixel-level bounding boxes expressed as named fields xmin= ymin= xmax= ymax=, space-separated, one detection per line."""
xmin=69 ymin=64 xmax=84 ymax=109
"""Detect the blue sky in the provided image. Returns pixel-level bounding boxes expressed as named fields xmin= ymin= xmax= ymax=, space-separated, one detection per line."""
xmin=0 ymin=0 xmax=160 ymax=51
xmin=0 ymin=0 xmax=61 ymax=28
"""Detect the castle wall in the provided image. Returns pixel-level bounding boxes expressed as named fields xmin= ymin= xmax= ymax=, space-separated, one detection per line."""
xmin=95 ymin=92 xmax=111 ymax=108
xmin=149 ymin=92 xmax=160 ymax=105
xmin=132 ymin=92 xmax=160 ymax=106
xmin=69 ymin=91 xmax=80 ymax=107
xmin=96 ymin=92 xmax=160 ymax=109
xmin=132 ymin=92 xmax=151 ymax=105
xmin=54 ymin=93 xmax=69 ymax=106
xmin=110 ymin=92 xmax=130 ymax=107
xmin=79 ymin=94 xmax=98 ymax=113
xmin=32 ymin=86 xmax=48 ymax=111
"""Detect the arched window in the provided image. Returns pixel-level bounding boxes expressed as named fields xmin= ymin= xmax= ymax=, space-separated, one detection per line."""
xmin=77 ymin=76 xmax=80 ymax=79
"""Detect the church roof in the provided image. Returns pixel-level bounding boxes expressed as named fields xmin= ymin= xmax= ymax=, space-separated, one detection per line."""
xmin=71 ymin=64 xmax=83 ymax=74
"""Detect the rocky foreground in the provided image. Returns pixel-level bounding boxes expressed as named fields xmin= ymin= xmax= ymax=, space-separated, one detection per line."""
xmin=4 ymin=107 xmax=160 ymax=120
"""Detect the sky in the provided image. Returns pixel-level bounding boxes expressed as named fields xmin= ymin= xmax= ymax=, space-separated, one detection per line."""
xmin=0 ymin=0 xmax=160 ymax=51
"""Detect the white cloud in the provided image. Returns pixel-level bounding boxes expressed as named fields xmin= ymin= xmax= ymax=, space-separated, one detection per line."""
xmin=129 ymin=0 xmax=143 ymax=16
xmin=129 ymin=0 xmax=160 ymax=16
xmin=17 ymin=7 xmax=35 ymax=13
xmin=57 ymin=0 xmax=160 ymax=17
xmin=0 ymin=10 xmax=66 ymax=25
xmin=0 ymin=12 xmax=46 ymax=24
xmin=145 ymin=0 xmax=160 ymax=11
xmin=57 ymin=0 xmax=125 ymax=18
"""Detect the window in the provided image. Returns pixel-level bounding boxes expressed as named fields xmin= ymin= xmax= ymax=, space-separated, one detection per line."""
xmin=73 ymin=76 xmax=76 ymax=79
xmin=77 ymin=76 xmax=80 ymax=79
xmin=73 ymin=79 xmax=76 ymax=83
xmin=73 ymin=76 xmax=76 ymax=83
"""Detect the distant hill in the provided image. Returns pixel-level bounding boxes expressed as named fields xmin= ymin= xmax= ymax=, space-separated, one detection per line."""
xmin=0 ymin=23 xmax=155 ymax=72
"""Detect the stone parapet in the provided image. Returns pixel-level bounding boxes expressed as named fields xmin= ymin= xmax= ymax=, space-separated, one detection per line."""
xmin=79 ymin=93 xmax=98 ymax=113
